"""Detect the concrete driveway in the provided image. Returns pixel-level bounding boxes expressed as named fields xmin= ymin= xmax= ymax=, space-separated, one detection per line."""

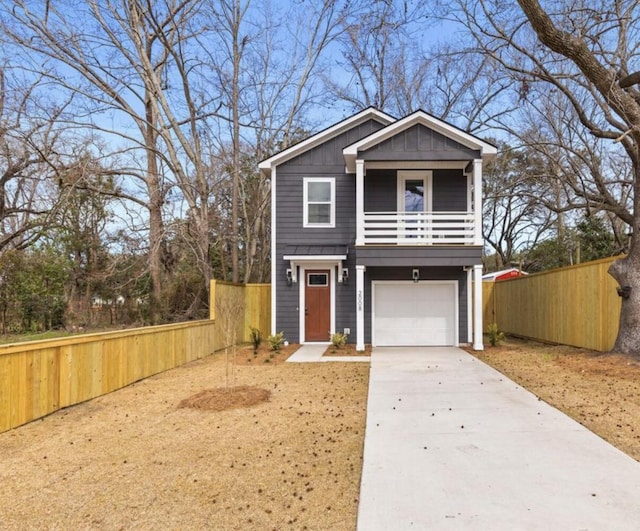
xmin=357 ymin=347 xmax=640 ymax=530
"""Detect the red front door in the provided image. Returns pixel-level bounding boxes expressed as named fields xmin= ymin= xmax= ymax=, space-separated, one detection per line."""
xmin=305 ymin=270 xmax=330 ymax=341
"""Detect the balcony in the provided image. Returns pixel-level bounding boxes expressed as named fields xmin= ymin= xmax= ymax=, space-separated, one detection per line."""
xmin=361 ymin=211 xmax=476 ymax=245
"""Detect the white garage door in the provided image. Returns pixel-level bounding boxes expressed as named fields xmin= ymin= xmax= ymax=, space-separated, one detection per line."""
xmin=373 ymin=282 xmax=457 ymax=346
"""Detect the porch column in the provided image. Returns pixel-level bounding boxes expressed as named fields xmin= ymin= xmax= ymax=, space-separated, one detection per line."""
xmin=473 ymin=264 xmax=484 ymax=351
xmin=356 ymin=264 xmax=366 ymax=351
xmin=473 ymin=159 xmax=483 ymax=246
xmin=356 ymin=159 xmax=365 ymax=246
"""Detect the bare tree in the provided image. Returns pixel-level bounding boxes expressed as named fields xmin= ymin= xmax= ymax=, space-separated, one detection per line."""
xmin=483 ymin=142 xmax=558 ymax=269
xmin=449 ymin=0 xmax=640 ymax=353
xmin=0 ymin=0 xmax=213 ymax=321
xmin=0 ymin=68 xmax=68 ymax=254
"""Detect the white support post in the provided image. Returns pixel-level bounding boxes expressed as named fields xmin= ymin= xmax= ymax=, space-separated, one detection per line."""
xmin=473 ymin=264 xmax=484 ymax=351
xmin=473 ymin=159 xmax=483 ymax=246
xmin=356 ymin=265 xmax=366 ymax=351
xmin=467 ymin=267 xmax=473 ymax=344
xmin=356 ymin=160 xmax=365 ymax=246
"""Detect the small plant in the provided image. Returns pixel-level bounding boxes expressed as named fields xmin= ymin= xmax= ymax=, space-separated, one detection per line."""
xmin=266 ymin=331 xmax=285 ymax=352
xmin=249 ymin=326 xmax=262 ymax=355
xmin=330 ymin=332 xmax=348 ymax=351
xmin=487 ymin=322 xmax=505 ymax=347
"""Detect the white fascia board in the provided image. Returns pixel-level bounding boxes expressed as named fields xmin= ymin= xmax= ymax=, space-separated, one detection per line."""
xmin=283 ymin=255 xmax=347 ymax=262
xmin=258 ymin=108 xmax=395 ymax=177
xmin=343 ymin=110 xmax=497 ymax=173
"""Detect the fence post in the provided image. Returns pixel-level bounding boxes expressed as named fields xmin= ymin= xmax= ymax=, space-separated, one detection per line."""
xmin=210 ymin=279 xmax=216 ymax=321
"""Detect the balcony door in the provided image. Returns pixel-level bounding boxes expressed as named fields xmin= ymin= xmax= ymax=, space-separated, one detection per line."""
xmin=397 ymin=171 xmax=432 ymax=240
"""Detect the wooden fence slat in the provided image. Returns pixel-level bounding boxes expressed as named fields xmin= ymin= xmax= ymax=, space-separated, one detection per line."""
xmin=0 ymin=320 xmax=217 ymax=434
xmin=488 ymin=257 xmax=621 ymax=352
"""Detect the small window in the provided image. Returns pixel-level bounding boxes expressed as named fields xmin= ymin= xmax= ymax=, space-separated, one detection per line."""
xmin=304 ymin=178 xmax=335 ymax=227
xmin=307 ymin=273 xmax=328 ymax=286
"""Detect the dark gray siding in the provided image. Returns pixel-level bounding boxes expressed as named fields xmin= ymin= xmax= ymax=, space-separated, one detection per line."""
xmin=364 ymin=168 xmax=469 ymax=212
xmin=363 ymin=267 xmax=468 ymax=344
xmin=275 ymin=243 xmax=300 ymax=342
xmin=285 ymin=119 xmax=387 ymax=171
xmin=356 ymin=246 xmax=482 ymax=267
xmin=364 ymin=169 xmax=397 ymax=212
xmin=274 ymin=120 xmax=388 ymax=339
xmin=360 ymin=124 xmax=481 ymax=161
xmin=433 ymin=170 xmax=467 ymax=211
xmin=335 ymin=250 xmax=357 ymax=337
xmin=275 ymin=119 xmax=389 ymax=247
xmin=273 ymin=248 xmax=357 ymax=343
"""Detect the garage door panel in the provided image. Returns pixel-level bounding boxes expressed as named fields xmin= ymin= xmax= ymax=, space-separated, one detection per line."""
xmin=373 ymin=282 xmax=456 ymax=346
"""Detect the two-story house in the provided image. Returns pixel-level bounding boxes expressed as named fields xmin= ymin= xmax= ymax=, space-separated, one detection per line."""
xmin=258 ymin=108 xmax=496 ymax=351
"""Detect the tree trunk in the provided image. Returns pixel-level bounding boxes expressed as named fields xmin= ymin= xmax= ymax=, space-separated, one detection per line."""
xmin=609 ymin=161 xmax=640 ymax=354
xmin=145 ymin=91 xmax=165 ymax=324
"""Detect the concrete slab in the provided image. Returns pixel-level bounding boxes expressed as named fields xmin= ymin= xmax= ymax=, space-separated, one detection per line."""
xmin=357 ymin=347 xmax=640 ymax=530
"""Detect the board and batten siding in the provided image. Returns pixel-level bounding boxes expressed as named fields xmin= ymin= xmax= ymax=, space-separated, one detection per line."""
xmin=432 ymin=170 xmax=468 ymax=211
xmin=359 ymin=124 xmax=481 ymax=161
xmin=362 ymin=266 xmax=468 ymax=344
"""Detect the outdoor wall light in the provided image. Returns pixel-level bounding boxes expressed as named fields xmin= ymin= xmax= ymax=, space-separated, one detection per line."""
xmin=412 ymin=269 xmax=419 ymax=283
xmin=286 ymin=268 xmax=293 ymax=286
xmin=617 ymin=285 xmax=632 ymax=299
xmin=341 ymin=268 xmax=349 ymax=284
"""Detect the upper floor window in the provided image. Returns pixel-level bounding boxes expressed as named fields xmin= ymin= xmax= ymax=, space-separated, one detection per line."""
xmin=303 ymin=178 xmax=335 ymax=227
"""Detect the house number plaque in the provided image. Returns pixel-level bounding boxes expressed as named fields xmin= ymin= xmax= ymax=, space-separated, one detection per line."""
xmin=357 ymin=290 xmax=363 ymax=311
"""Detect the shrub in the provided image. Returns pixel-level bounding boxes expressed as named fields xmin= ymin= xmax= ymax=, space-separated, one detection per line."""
xmin=487 ymin=323 xmax=505 ymax=347
xmin=330 ymin=332 xmax=348 ymax=350
xmin=266 ymin=331 xmax=285 ymax=352
xmin=249 ymin=326 xmax=262 ymax=355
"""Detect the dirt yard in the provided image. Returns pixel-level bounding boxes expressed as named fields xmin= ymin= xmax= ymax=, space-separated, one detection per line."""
xmin=472 ymin=337 xmax=640 ymax=462
xmin=2 ymin=338 xmax=640 ymax=529
xmin=0 ymin=345 xmax=369 ymax=530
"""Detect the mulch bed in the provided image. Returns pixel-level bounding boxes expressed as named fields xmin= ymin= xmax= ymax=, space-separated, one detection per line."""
xmin=323 ymin=344 xmax=372 ymax=356
xmin=178 ymin=386 xmax=272 ymax=412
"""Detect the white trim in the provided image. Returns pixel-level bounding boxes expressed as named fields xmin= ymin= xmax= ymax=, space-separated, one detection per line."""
xmin=467 ymin=267 xmax=473 ymax=343
xmin=371 ymin=280 xmax=459 ymax=347
xmin=473 ymin=264 xmax=484 ymax=350
xmin=356 ymin=160 xmax=365 ymax=246
xmin=365 ymin=160 xmax=468 ymax=171
xmin=356 ymin=265 xmax=366 ymax=351
xmin=473 ymin=159 xmax=483 ymax=245
xmin=298 ymin=262 xmax=338 ymax=344
xmin=303 ymin=177 xmax=335 ymax=228
xmin=270 ymin=167 xmax=277 ymax=336
xmin=258 ymin=108 xmax=395 ymax=177
xmin=343 ymin=110 xmax=497 ymax=173
xmin=284 ymin=255 xmax=346 ymax=262
xmin=397 ymin=170 xmax=432 ymax=212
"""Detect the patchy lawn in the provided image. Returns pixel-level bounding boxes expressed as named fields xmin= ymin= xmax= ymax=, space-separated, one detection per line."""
xmin=3 ymin=336 xmax=640 ymax=529
xmin=0 ymin=348 xmax=370 ymax=530
xmin=471 ymin=337 xmax=640 ymax=462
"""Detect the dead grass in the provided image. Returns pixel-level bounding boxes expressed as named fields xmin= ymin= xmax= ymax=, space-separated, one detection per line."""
xmin=4 ymin=335 xmax=640 ymax=529
xmin=0 ymin=348 xmax=370 ymax=530
xmin=471 ymin=337 xmax=640 ymax=462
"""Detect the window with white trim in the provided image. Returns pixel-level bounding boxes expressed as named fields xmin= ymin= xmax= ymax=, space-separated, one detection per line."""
xmin=303 ymin=178 xmax=335 ymax=227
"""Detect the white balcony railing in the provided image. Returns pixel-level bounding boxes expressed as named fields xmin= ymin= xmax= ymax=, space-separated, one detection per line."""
xmin=362 ymin=211 xmax=475 ymax=245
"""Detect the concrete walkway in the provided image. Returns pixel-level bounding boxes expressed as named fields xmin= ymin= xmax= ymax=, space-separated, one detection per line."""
xmin=357 ymin=347 xmax=640 ymax=530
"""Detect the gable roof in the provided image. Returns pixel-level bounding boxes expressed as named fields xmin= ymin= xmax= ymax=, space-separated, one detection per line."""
xmin=342 ymin=110 xmax=497 ymax=173
xmin=258 ymin=107 xmax=395 ymax=177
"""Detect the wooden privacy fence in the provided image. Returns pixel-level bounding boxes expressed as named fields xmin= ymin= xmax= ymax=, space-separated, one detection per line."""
xmin=209 ymin=280 xmax=271 ymax=343
xmin=483 ymin=257 xmax=622 ymax=352
xmin=0 ymin=320 xmax=216 ymax=434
